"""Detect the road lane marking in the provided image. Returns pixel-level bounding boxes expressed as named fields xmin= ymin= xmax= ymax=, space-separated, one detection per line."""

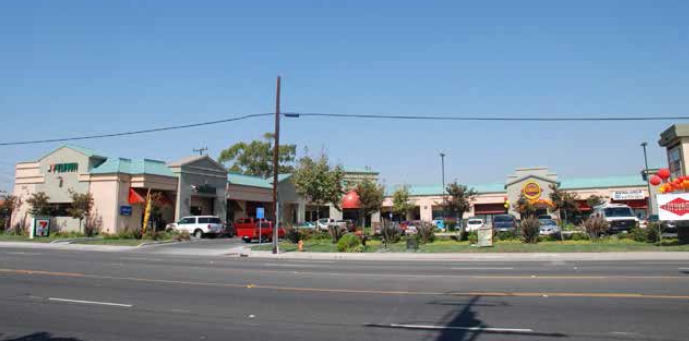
xmin=119 ymin=257 xmax=164 ymax=262
xmin=388 ymin=323 xmax=533 ymax=333
xmin=4 ymin=268 xmax=689 ymax=300
xmin=679 ymin=268 xmax=689 ymax=270
xmin=451 ymin=267 xmax=514 ymax=270
xmin=4 ymin=252 xmax=43 ymax=256
xmin=48 ymin=297 xmax=132 ymax=308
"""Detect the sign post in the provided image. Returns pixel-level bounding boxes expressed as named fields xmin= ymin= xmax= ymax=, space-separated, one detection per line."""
xmin=257 ymin=207 xmax=265 ymax=244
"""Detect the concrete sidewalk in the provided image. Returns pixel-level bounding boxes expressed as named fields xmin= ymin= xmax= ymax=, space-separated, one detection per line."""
xmin=246 ymin=249 xmax=689 ymax=261
xmin=0 ymin=241 xmax=136 ymax=252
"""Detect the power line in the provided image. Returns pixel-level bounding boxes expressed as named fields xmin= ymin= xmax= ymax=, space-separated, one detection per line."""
xmin=294 ymin=113 xmax=689 ymax=122
xmin=0 ymin=112 xmax=686 ymax=146
xmin=0 ymin=113 xmax=272 ymax=146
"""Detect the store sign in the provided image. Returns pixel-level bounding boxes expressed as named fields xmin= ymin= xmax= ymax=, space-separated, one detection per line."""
xmin=477 ymin=227 xmax=493 ymax=247
xmin=611 ymin=190 xmax=645 ymax=201
xmin=193 ymin=184 xmax=216 ymax=195
xmin=658 ymin=193 xmax=689 ymax=220
xmin=522 ymin=181 xmax=542 ymax=200
xmin=33 ymin=218 xmax=50 ymax=237
xmin=47 ymin=162 xmax=79 ymax=173
xmin=120 ymin=205 xmax=132 ymax=216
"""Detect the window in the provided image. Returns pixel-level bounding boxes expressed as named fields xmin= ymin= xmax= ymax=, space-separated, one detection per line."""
xmin=198 ymin=217 xmax=221 ymax=224
xmin=668 ymin=145 xmax=682 ymax=179
xmin=604 ymin=207 xmax=634 ymax=218
xmin=180 ymin=217 xmax=195 ymax=224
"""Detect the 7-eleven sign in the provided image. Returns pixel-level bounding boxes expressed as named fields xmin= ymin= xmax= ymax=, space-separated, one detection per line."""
xmin=658 ymin=194 xmax=689 ymax=221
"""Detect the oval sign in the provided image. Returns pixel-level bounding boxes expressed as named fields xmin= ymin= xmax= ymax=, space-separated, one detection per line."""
xmin=523 ymin=181 xmax=542 ymax=199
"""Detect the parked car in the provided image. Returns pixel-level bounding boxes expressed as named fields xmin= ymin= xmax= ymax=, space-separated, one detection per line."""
xmin=591 ymin=204 xmax=639 ymax=233
xmin=646 ymin=214 xmax=677 ymax=233
xmin=166 ymin=216 xmax=224 ymax=238
xmin=538 ymin=215 xmax=552 ymax=220
xmin=432 ymin=217 xmax=445 ymax=231
xmin=296 ymin=221 xmax=316 ymax=229
xmin=234 ymin=218 xmax=285 ymax=243
xmin=538 ymin=219 xmax=561 ymax=236
xmin=493 ymin=214 xmax=518 ymax=232
xmin=399 ymin=220 xmax=421 ymax=235
xmin=466 ymin=218 xmax=484 ymax=232
xmin=316 ymin=218 xmax=336 ymax=231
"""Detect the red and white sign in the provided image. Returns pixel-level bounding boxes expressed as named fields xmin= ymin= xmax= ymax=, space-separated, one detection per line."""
xmin=658 ymin=194 xmax=689 ymax=221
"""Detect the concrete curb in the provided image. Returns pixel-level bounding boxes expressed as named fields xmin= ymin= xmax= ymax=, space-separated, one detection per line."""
xmin=137 ymin=240 xmax=184 ymax=247
xmin=50 ymin=237 xmax=103 ymax=244
xmin=245 ymin=250 xmax=689 ymax=261
xmin=0 ymin=241 xmax=136 ymax=252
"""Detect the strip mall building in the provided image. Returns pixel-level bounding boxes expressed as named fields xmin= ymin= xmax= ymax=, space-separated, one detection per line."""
xmin=10 ymin=143 xmax=659 ymax=233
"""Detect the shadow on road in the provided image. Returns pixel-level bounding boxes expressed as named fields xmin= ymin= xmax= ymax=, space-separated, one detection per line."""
xmin=1 ymin=332 xmax=83 ymax=341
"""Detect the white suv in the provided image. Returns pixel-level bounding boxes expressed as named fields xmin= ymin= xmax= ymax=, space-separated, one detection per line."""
xmin=590 ymin=204 xmax=639 ymax=233
xmin=167 ymin=216 xmax=224 ymax=238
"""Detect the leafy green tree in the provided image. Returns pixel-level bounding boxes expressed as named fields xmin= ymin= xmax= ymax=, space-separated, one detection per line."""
xmin=1 ymin=194 xmax=22 ymax=231
xmin=513 ymin=194 xmax=537 ymax=219
xmin=586 ymin=195 xmax=606 ymax=208
xmin=26 ymin=192 xmax=51 ymax=216
xmin=67 ymin=190 xmax=94 ymax=236
xmin=217 ymin=132 xmax=297 ymax=178
xmin=444 ymin=182 xmax=478 ymax=222
xmin=291 ymin=154 xmax=345 ymax=221
xmin=354 ymin=179 xmax=385 ymax=228
xmin=549 ymin=184 xmax=580 ymax=224
xmin=391 ymin=185 xmax=414 ymax=221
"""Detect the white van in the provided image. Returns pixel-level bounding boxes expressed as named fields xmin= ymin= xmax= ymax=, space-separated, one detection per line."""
xmin=590 ymin=204 xmax=639 ymax=233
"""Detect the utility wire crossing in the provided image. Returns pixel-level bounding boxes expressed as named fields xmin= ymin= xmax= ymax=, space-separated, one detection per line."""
xmin=0 ymin=112 xmax=687 ymax=146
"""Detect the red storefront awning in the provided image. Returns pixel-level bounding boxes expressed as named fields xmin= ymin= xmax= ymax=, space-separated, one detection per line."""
xmin=611 ymin=199 xmax=647 ymax=209
xmin=128 ymin=188 xmax=146 ymax=205
xmin=474 ymin=203 xmax=507 ymax=215
xmin=576 ymin=200 xmax=591 ymax=211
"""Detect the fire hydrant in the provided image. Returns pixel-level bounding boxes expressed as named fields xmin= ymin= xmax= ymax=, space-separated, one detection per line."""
xmin=298 ymin=240 xmax=304 ymax=252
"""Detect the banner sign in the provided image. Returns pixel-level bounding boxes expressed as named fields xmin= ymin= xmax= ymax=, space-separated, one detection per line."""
xmin=611 ymin=190 xmax=645 ymax=201
xmin=658 ymin=193 xmax=689 ymax=221
xmin=477 ymin=227 xmax=493 ymax=247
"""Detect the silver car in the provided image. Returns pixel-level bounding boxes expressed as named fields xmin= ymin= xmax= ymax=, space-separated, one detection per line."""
xmin=538 ymin=219 xmax=561 ymax=235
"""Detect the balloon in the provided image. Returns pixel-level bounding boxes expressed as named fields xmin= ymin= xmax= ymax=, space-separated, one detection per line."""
xmin=649 ymin=175 xmax=662 ymax=186
xmin=657 ymin=168 xmax=671 ymax=180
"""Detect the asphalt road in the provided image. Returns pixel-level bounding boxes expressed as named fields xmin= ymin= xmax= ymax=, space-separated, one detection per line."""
xmin=0 ymin=247 xmax=688 ymax=341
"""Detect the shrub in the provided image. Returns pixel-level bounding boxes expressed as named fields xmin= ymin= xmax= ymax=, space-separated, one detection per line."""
xmin=467 ymin=231 xmax=478 ymax=244
xmin=445 ymin=221 xmax=457 ymax=232
xmin=417 ymin=221 xmax=436 ymax=244
xmin=569 ymin=232 xmax=589 ymax=241
xmin=581 ymin=217 xmax=609 ymax=241
xmin=327 ymin=224 xmax=346 ymax=244
xmin=679 ymin=224 xmax=689 ymax=245
xmin=283 ymin=224 xmax=300 ymax=244
xmin=173 ymin=231 xmax=191 ymax=242
xmin=520 ymin=217 xmax=540 ymax=244
xmin=630 ymin=228 xmax=647 ymax=243
xmin=337 ymin=233 xmax=362 ymax=252
xmin=494 ymin=231 xmax=518 ymax=241
xmin=646 ymin=225 xmax=660 ymax=244
xmin=380 ymin=220 xmax=401 ymax=246
xmin=539 ymin=235 xmax=559 ymax=243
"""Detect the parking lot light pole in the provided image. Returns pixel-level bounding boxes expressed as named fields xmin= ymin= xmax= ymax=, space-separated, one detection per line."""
xmin=641 ymin=142 xmax=652 ymax=218
xmin=440 ymin=153 xmax=446 ymax=221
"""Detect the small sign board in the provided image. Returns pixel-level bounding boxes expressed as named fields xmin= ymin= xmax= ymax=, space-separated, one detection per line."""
xmin=120 ymin=205 xmax=132 ymax=216
xmin=256 ymin=207 xmax=265 ymax=219
xmin=33 ymin=218 xmax=50 ymax=238
xmin=477 ymin=226 xmax=493 ymax=247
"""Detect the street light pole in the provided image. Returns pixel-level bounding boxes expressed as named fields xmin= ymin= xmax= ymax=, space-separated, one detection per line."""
xmin=272 ymin=76 xmax=281 ymax=255
xmin=641 ymin=142 xmax=652 ymax=218
xmin=440 ymin=153 xmax=446 ymax=221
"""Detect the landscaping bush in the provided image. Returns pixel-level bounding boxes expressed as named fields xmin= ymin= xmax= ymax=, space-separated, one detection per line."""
xmin=493 ymin=231 xmax=518 ymax=241
xmin=569 ymin=232 xmax=589 ymax=241
xmin=283 ymin=224 xmax=300 ymax=244
xmin=467 ymin=231 xmax=478 ymax=244
xmin=327 ymin=224 xmax=346 ymax=244
xmin=337 ymin=233 xmax=362 ymax=252
xmin=679 ymin=223 xmax=689 ymax=245
xmin=520 ymin=217 xmax=540 ymax=244
xmin=380 ymin=220 xmax=401 ymax=246
xmin=445 ymin=221 xmax=457 ymax=232
xmin=539 ymin=234 xmax=560 ymax=242
xmin=646 ymin=224 xmax=660 ymax=244
xmin=630 ymin=227 xmax=647 ymax=243
xmin=581 ymin=217 xmax=609 ymax=241
xmin=172 ymin=231 xmax=191 ymax=242
xmin=417 ymin=221 xmax=436 ymax=244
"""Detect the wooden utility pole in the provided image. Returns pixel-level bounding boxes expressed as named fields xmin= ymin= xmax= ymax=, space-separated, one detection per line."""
xmin=272 ymin=76 xmax=281 ymax=254
xmin=193 ymin=147 xmax=208 ymax=156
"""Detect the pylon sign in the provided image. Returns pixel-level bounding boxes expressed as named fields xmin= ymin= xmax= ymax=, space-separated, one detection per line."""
xmin=658 ymin=193 xmax=689 ymax=220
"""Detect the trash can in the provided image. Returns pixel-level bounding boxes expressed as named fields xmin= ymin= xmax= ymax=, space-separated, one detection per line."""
xmin=406 ymin=236 xmax=418 ymax=250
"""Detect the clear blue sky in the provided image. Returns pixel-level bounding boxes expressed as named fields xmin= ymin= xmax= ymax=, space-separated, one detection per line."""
xmin=1 ymin=0 xmax=687 ymax=192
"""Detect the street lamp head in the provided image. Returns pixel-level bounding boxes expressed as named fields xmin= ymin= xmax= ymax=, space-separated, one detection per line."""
xmin=440 ymin=153 xmax=445 ymax=158
xmin=641 ymin=142 xmax=648 ymax=147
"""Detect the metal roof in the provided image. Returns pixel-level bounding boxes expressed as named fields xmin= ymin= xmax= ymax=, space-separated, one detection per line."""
xmin=227 ymin=173 xmax=272 ymax=189
xmin=90 ymin=158 xmax=176 ymax=177
xmin=386 ymin=183 xmax=505 ymax=196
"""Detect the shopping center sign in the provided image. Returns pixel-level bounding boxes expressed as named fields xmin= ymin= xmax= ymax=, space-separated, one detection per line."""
xmin=611 ymin=189 xmax=645 ymax=200
xmin=658 ymin=193 xmax=689 ymax=220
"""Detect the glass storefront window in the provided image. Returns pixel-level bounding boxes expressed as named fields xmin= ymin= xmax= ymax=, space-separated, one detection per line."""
xmin=668 ymin=145 xmax=682 ymax=179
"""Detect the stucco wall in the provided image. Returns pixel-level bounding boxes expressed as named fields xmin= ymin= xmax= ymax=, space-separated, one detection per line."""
xmin=89 ymin=174 xmax=121 ymax=234
xmin=36 ymin=147 xmax=92 ymax=203
xmin=170 ymin=157 xmax=227 ymax=221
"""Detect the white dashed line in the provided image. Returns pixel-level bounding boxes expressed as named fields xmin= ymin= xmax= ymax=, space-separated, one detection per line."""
xmin=48 ymin=297 xmax=132 ymax=308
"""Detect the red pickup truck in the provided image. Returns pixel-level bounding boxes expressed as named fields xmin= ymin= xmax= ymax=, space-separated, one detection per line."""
xmin=234 ymin=218 xmax=285 ymax=243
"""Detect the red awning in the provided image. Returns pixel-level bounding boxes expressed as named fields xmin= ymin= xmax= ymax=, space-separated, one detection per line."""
xmin=342 ymin=190 xmax=360 ymax=209
xmin=128 ymin=188 xmax=146 ymax=205
xmin=474 ymin=203 xmax=507 ymax=215
xmin=611 ymin=199 xmax=647 ymax=209
xmin=576 ymin=200 xmax=591 ymax=211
